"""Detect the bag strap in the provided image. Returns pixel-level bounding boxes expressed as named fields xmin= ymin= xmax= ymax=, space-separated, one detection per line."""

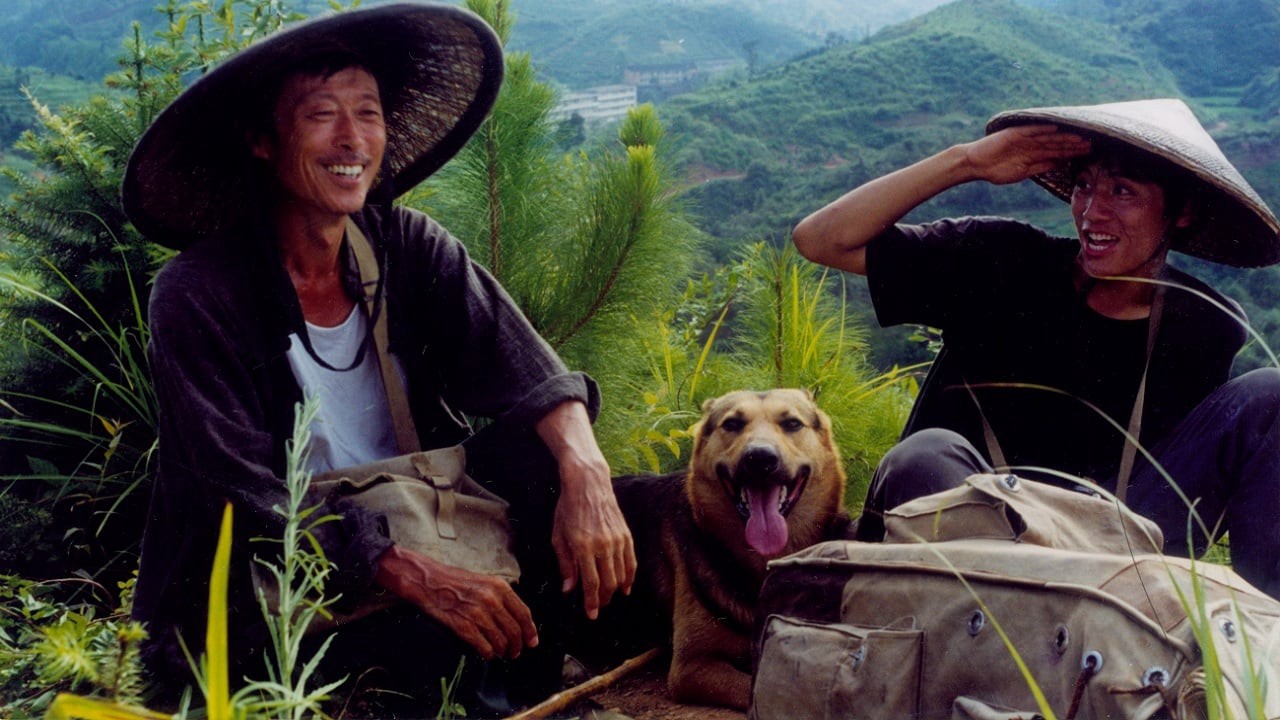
xmin=971 ymin=283 xmax=1166 ymax=502
xmin=1114 ymin=283 xmax=1164 ymax=503
xmin=966 ymin=380 xmax=1008 ymax=471
xmin=345 ymin=218 xmax=423 ymax=454
xmin=410 ymin=455 xmax=459 ymax=539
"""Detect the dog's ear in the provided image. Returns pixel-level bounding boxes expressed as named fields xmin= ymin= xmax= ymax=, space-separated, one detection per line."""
xmin=698 ymin=394 xmax=730 ymax=438
xmin=701 ymin=395 xmax=719 ymax=415
xmin=786 ymin=388 xmax=821 ymax=426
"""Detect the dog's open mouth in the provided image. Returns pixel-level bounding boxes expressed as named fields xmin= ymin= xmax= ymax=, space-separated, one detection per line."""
xmin=717 ymin=464 xmax=811 ymax=558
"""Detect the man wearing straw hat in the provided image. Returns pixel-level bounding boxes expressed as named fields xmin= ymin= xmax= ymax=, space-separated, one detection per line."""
xmin=793 ymin=99 xmax=1280 ymax=598
xmin=122 ymin=3 xmax=634 ymax=714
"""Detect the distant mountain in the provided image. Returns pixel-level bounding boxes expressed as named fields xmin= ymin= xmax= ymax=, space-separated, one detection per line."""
xmin=1022 ymin=0 xmax=1280 ymax=96
xmin=733 ymin=0 xmax=955 ymax=40
xmin=508 ymin=2 xmax=819 ymax=89
xmin=0 ymin=0 xmax=153 ymax=81
xmin=0 ymin=0 xmax=337 ymax=81
xmin=0 ymin=0 xmax=822 ymax=93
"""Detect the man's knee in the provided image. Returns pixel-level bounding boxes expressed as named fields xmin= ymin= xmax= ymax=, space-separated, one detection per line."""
xmin=1230 ymin=367 xmax=1280 ymax=407
xmin=1204 ymin=368 xmax=1280 ymax=438
xmin=879 ymin=428 xmax=985 ymax=482
xmin=873 ymin=428 xmax=985 ymax=509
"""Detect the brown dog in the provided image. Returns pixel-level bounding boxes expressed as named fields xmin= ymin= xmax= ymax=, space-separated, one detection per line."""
xmin=595 ymin=389 xmax=853 ymax=709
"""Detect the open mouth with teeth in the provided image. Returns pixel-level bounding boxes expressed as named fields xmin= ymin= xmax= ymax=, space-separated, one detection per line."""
xmin=1083 ymin=231 xmax=1120 ymax=254
xmin=326 ymin=163 xmax=365 ymax=178
xmin=716 ymin=463 xmax=811 ymax=558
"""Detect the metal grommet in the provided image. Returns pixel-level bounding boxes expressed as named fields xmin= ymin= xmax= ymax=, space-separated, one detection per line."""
xmin=1000 ymin=474 xmax=1020 ymax=492
xmin=967 ymin=610 xmax=986 ymax=636
xmin=1051 ymin=625 xmax=1070 ymax=655
xmin=1071 ymin=483 xmax=1101 ymax=498
xmin=1142 ymin=666 xmax=1169 ymax=687
xmin=850 ymin=646 xmax=865 ymax=670
xmin=1082 ymin=650 xmax=1104 ymax=673
xmin=1217 ymin=617 xmax=1239 ymax=643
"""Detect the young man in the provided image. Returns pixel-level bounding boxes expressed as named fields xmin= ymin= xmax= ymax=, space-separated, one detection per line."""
xmin=122 ymin=5 xmax=634 ymax=714
xmin=793 ymin=99 xmax=1280 ymax=598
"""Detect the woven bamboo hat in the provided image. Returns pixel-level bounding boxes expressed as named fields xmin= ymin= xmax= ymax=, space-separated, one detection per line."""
xmin=986 ymin=98 xmax=1280 ymax=268
xmin=122 ymin=2 xmax=502 ymax=249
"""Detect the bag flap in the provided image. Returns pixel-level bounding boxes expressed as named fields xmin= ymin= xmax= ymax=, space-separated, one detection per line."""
xmin=884 ymin=473 xmax=1164 ymax=554
xmin=312 ymin=445 xmax=465 ymax=483
xmin=304 ymin=445 xmax=517 ymax=581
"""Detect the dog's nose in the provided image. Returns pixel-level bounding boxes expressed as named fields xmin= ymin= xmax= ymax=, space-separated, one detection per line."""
xmin=741 ymin=445 xmax=780 ymax=475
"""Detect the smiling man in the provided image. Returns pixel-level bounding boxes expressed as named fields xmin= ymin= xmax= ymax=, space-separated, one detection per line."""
xmin=122 ymin=5 xmax=634 ymax=716
xmin=792 ymin=99 xmax=1280 ymax=598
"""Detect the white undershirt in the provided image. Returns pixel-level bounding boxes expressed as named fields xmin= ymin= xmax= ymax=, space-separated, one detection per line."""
xmin=285 ymin=305 xmax=398 ymax=473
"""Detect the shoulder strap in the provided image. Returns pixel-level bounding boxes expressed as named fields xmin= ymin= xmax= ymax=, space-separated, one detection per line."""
xmin=1114 ymin=283 xmax=1164 ymax=503
xmin=345 ymin=218 xmax=422 ymax=454
xmin=966 ymin=380 xmax=1008 ymax=471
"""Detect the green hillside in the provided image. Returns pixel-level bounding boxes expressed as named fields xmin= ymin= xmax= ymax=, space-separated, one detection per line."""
xmin=664 ymin=0 xmax=1182 ymax=244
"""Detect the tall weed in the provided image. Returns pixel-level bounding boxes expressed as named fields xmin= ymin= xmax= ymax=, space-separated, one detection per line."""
xmin=238 ymin=398 xmax=346 ymax=719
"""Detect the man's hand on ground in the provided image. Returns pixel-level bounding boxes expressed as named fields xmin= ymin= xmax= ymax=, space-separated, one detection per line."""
xmin=375 ymin=544 xmax=538 ymax=660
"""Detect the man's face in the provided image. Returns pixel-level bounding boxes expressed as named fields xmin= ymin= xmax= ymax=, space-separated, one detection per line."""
xmin=253 ymin=66 xmax=386 ymax=222
xmin=1070 ymin=161 xmax=1189 ymax=280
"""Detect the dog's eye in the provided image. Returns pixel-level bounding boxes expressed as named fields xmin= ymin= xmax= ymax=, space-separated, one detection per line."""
xmin=721 ymin=417 xmax=745 ymax=433
xmin=779 ymin=418 xmax=805 ymax=432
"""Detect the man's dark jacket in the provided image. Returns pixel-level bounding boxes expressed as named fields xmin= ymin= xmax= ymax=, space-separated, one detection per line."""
xmin=134 ymin=204 xmax=597 ymax=676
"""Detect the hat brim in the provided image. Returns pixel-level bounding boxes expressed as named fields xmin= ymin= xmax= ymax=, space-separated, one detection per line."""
xmin=122 ymin=2 xmax=502 ymax=249
xmin=987 ymin=100 xmax=1280 ymax=268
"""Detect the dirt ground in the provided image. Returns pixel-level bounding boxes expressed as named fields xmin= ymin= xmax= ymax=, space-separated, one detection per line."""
xmin=581 ymin=664 xmax=746 ymax=720
xmin=542 ymin=651 xmax=747 ymax=720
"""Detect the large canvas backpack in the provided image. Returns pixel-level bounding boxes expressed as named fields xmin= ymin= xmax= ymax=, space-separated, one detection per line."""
xmin=750 ymin=473 xmax=1280 ymax=719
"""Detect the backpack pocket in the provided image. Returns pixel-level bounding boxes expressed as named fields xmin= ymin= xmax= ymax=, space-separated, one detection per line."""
xmin=750 ymin=614 xmax=923 ymax=720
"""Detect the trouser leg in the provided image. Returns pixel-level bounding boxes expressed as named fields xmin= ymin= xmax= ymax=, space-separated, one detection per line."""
xmin=312 ymin=606 xmax=475 ymax=718
xmin=463 ymin=419 xmax=568 ymax=709
xmin=855 ymin=427 xmax=991 ymax=541
xmin=1127 ymin=367 xmax=1280 ymax=598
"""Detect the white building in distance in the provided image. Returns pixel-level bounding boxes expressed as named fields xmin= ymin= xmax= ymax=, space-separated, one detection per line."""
xmin=550 ymin=84 xmax=638 ymax=125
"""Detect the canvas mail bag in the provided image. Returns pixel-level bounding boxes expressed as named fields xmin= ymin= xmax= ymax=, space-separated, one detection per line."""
xmin=750 ymin=473 xmax=1280 ymax=720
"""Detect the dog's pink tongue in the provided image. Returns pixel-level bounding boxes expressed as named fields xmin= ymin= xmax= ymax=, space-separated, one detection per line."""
xmin=745 ymin=485 xmax=789 ymax=557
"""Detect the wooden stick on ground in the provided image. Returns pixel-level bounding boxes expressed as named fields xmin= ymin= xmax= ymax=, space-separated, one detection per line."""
xmin=503 ymin=647 xmax=664 ymax=720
